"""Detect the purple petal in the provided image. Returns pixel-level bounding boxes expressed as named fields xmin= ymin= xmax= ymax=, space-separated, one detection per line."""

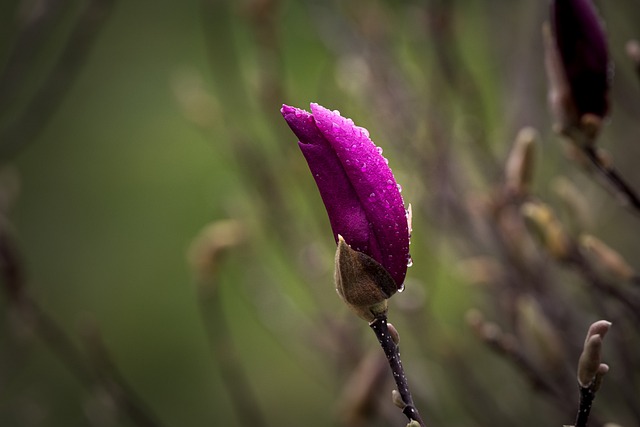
xmin=552 ymin=0 xmax=610 ymax=117
xmin=281 ymin=104 xmax=371 ymax=255
xmin=281 ymin=103 xmax=410 ymax=288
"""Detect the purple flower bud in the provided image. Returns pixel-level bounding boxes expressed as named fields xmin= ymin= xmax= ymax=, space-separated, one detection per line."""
xmin=281 ymin=103 xmax=410 ymax=289
xmin=551 ymin=0 xmax=610 ymax=119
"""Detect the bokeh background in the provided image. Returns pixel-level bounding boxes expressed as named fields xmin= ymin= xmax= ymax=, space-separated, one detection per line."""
xmin=1 ymin=0 xmax=640 ymax=426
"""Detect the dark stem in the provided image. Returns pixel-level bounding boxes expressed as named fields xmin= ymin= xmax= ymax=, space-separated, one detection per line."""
xmin=369 ymin=315 xmax=426 ymax=427
xmin=574 ymin=384 xmax=596 ymax=427
xmin=583 ymin=146 xmax=640 ymax=215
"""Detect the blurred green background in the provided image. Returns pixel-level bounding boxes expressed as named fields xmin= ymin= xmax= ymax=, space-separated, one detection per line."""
xmin=1 ymin=0 xmax=640 ymax=426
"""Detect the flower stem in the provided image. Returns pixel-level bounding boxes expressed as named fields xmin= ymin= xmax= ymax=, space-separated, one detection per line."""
xmin=583 ymin=146 xmax=640 ymax=215
xmin=574 ymin=384 xmax=596 ymax=427
xmin=369 ymin=315 xmax=426 ymax=427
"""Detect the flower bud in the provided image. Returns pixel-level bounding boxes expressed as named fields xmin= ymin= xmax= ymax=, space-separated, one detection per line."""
xmin=282 ymin=103 xmax=411 ymax=289
xmin=505 ymin=127 xmax=538 ymax=196
xmin=521 ymin=201 xmax=572 ymax=261
xmin=335 ymin=235 xmax=396 ymax=322
xmin=580 ymin=235 xmax=636 ymax=282
xmin=577 ymin=320 xmax=611 ymax=388
xmin=546 ymin=0 xmax=611 ymax=136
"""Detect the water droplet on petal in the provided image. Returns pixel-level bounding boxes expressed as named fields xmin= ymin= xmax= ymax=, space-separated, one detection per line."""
xmin=345 ymin=159 xmax=351 ymax=165
xmin=360 ymin=127 xmax=370 ymax=137
xmin=369 ymin=192 xmax=376 ymax=199
xmin=406 ymin=256 xmax=413 ymax=268
xmin=383 ymin=157 xmax=389 ymax=164
xmin=351 ymin=143 xmax=357 ymax=150
xmin=397 ymin=184 xmax=403 ymax=193
xmin=398 ymin=283 xmax=405 ymax=293
xmin=360 ymin=162 xmax=367 ymax=172
xmin=376 ymin=146 xmax=383 ymax=154
xmin=386 ymin=179 xmax=394 ymax=189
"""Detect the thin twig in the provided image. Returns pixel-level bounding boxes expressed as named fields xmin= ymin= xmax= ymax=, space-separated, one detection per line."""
xmin=574 ymin=384 xmax=596 ymax=427
xmin=369 ymin=315 xmax=426 ymax=427
xmin=583 ymin=145 xmax=640 ymax=216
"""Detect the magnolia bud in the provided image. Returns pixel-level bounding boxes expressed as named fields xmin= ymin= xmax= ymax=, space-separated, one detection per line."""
xmin=335 ymin=235 xmax=397 ymax=322
xmin=505 ymin=127 xmax=538 ymax=196
xmin=391 ymin=389 xmax=406 ymax=409
xmin=577 ymin=320 xmax=611 ymax=388
xmin=521 ymin=201 xmax=572 ymax=261
xmin=580 ymin=235 xmax=636 ymax=281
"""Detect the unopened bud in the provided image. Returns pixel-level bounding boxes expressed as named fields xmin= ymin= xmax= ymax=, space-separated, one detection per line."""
xmin=335 ymin=235 xmax=396 ymax=322
xmin=391 ymin=389 xmax=405 ymax=409
xmin=188 ymin=220 xmax=247 ymax=284
xmin=626 ymin=39 xmax=640 ymax=68
xmin=387 ymin=322 xmax=400 ymax=345
xmin=521 ymin=201 xmax=572 ymax=261
xmin=406 ymin=421 xmax=421 ymax=427
xmin=580 ymin=235 xmax=635 ymax=281
xmin=578 ymin=335 xmax=603 ymax=387
xmin=577 ymin=320 xmax=611 ymax=388
xmin=505 ymin=127 xmax=538 ymax=195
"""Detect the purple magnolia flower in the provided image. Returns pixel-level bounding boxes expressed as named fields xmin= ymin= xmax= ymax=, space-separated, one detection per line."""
xmin=281 ymin=103 xmax=410 ymax=289
xmin=551 ymin=0 xmax=610 ymax=119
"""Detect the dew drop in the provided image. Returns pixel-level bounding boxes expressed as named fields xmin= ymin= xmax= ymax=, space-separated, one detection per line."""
xmin=333 ymin=109 xmax=341 ymax=115
xmin=360 ymin=162 xmax=367 ymax=172
xmin=369 ymin=192 xmax=376 ymax=199
xmin=376 ymin=146 xmax=383 ymax=154
xmin=396 ymin=184 xmax=403 ymax=193
xmin=386 ymin=179 xmax=394 ymax=189
xmin=397 ymin=283 xmax=405 ymax=293
xmin=359 ymin=127 xmax=370 ymax=137
xmin=345 ymin=159 xmax=351 ymax=165
xmin=351 ymin=143 xmax=357 ymax=150
xmin=383 ymin=157 xmax=389 ymax=164
xmin=406 ymin=256 xmax=413 ymax=268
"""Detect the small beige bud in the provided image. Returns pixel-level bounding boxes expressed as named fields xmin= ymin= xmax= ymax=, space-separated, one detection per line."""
xmin=187 ymin=220 xmax=247 ymax=284
xmin=387 ymin=322 xmax=400 ymax=345
xmin=505 ymin=127 xmax=538 ymax=195
xmin=626 ymin=39 xmax=640 ymax=65
xmin=335 ymin=236 xmax=397 ymax=322
xmin=406 ymin=421 xmax=422 ymax=427
xmin=580 ymin=235 xmax=635 ymax=281
xmin=521 ymin=201 xmax=572 ymax=261
xmin=577 ymin=320 xmax=611 ymax=388
xmin=391 ymin=389 xmax=406 ymax=409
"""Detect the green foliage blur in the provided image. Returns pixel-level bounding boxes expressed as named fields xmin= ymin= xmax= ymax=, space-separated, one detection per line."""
xmin=1 ymin=0 xmax=640 ymax=426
